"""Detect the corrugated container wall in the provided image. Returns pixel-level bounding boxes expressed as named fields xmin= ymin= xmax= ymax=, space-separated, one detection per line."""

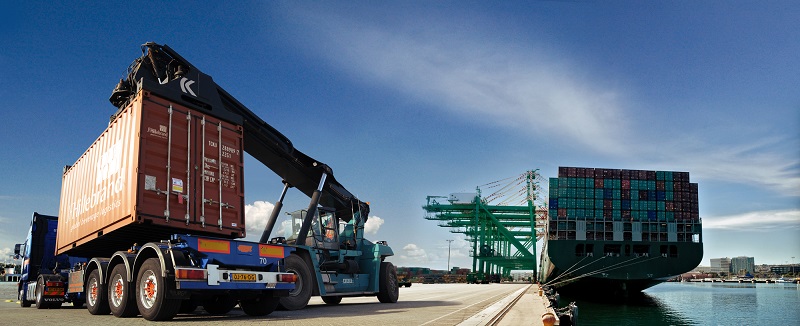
xmin=57 ymin=90 xmax=245 ymax=257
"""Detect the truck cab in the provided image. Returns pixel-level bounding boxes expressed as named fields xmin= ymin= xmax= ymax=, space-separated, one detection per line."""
xmin=15 ymin=212 xmax=87 ymax=308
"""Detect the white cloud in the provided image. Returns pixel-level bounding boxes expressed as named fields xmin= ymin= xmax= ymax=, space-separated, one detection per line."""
xmin=284 ymin=7 xmax=799 ymax=196
xmin=274 ymin=220 xmax=294 ymax=239
xmin=245 ymin=201 xmax=386 ymax=239
xmin=648 ymin=137 xmax=800 ymax=197
xmin=364 ymin=215 xmax=384 ymax=235
xmin=0 ymin=247 xmax=13 ymax=263
xmin=703 ymin=209 xmax=800 ymax=231
xmin=401 ymin=243 xmax=429 ymax=263
xmin=244 ymin=200 xmax=275 ymax=235
xmin=447 ymin=237 xmax=471 ymax=259
xmin=287 ymin=9 xmax=629 ymax=155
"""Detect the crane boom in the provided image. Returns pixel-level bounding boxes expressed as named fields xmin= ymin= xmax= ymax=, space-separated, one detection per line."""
xmin=109 ymin=43 xmax=368 ymax=224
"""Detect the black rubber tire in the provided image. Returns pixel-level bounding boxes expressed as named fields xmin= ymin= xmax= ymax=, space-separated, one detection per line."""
xmin=35 ymin=276 xmax=50 ymax=309
xmin=202 ymin=295 xmax=237 ymax=315
xmin=108 ymin=264 xmax=138 ymax=317
xmin=321 ymin=296 xmax=342 ymax=305
xmin=86 ymin=269 xmax=110 ymax=315
xmin=240 ymin=296 xmax=280 ymax=316
xmin=377 ymin=262 xmax=399 ymax=303
xmin=278 ymin=254 xmax=313 ymax=311
xmin=178 ymin=299 xmax=199 ymax=314
xmin=20 ymin=288 xmax=32 ymax=307
xmin=136 ymin=258 xmax=179 ymax=321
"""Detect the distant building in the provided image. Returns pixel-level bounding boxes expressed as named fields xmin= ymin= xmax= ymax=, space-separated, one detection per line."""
xmin=730 ymin=256 xmax=755 ymax=276
xmin=710 ymin=257 xmax=731 ymax=274
xmin=770 ymin=265 xmax=800 ymax=275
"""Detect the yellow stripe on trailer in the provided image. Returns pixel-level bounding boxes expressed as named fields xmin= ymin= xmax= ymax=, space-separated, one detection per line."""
xmin=259 ymin=244 xmax=284 ymax=258
xmin=198 ymin=238 xmax=231 ymax=254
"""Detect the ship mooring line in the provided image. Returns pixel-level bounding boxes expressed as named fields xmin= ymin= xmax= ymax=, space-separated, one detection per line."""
xmin=549 ymin=256 xmax=646 ymax=287
xmin=582 ymin=255 xmax=662 ymax=279
xmin=544 ymin=255 xmax=594 ymax=286
xmin=549 ymin=256 xmax=664 ymax=287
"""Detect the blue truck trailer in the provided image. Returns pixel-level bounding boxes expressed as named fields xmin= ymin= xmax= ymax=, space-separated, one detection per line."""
xmin=15 ymin=212 xmax=297 ymax=320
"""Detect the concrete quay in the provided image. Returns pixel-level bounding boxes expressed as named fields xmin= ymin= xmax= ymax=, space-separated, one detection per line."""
xmin=1 ymin=281 xmax=559 ymax=325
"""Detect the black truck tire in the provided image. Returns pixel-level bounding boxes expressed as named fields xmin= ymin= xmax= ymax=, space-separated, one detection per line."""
xmin=240 ymin=296 xmax=280 ymax=316
xmin=136 ymin=258 xmax=179 ymax=321
xmin=377 ymin=262 xmax=399 ymax=303
xmin=20 ymin=288 xmax=32 ymax=307
xmin=108 ymin=264 xmax=138 ymax=317
xmin=321 ymin=296 xmax=342 ymax=305
xmin=86 ymin=269 xmax=110 ymax=315
xmin=178 ymin=299 xmax=198 ymax=313
xmin=278 ymin=254 xmax=313 ymax=311
xmin=202 ymin=295 xmax=237 ymax=315
xmin=35 ymin=276 xmax=51 ymax=309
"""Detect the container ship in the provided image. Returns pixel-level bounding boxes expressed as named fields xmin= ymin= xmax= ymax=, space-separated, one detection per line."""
xmin=539 ymin=167 xmax=703 ymax=297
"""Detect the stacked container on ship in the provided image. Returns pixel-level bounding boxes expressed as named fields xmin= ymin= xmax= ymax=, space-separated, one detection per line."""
xmin=540 ymin=167 xmax=703 ymax=297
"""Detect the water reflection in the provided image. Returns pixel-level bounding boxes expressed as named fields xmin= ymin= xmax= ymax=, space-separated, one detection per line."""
xmin=558 ymin=282 xmax=800 ymax=326
xmin=560 ymin=290 xmax=693 ymax=326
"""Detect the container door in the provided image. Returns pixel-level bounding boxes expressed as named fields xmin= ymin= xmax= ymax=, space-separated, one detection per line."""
xmin=138 ymin=100 xmax=192 ymax=225
xmin=194 ymin=114 xmax=244 ymax=236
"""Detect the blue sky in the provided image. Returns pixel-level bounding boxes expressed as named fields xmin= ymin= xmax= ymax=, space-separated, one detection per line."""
xmin=1 ymin=1 xmax=798 ymax=270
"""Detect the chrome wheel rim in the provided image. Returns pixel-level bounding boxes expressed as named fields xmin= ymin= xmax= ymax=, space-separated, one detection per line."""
xmin=111 ymin=274 xmax=124 ymax=307
xmin=88 ymin=279 xmax=99 ymax=306
xmin=139 ymin=270 xmax=158 ymax=309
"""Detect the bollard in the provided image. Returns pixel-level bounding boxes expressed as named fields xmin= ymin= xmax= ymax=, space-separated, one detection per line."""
xmin=542 ymin=312 xmax=557 ymax=326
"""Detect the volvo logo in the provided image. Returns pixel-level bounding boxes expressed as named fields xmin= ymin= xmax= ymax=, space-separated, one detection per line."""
xmin=180 ymin=77 xmax=197 ymax=96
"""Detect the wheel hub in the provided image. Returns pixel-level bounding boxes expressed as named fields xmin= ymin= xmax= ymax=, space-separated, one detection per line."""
xmin=139 ymin=271 xmax=158 ymax=309
xmin=88 ymin=281 xmax=98 ymax=305
xmin=112 ymin=277 xmax=124 ymax=306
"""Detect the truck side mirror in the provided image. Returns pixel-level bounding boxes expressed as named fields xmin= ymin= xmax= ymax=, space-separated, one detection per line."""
xmin=13 ymin=243 xmax=22 ymax=259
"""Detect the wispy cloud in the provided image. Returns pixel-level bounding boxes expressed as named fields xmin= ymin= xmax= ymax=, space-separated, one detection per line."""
xmin=651 ymin=136 xmax=800 ymax=196
xmin=286 ymin=8 xmax=629 ymax=155
xmin=703 ymin=209 xmax=800 ymax=230
xmin=283 ymin=7 xmax=799 ymax=196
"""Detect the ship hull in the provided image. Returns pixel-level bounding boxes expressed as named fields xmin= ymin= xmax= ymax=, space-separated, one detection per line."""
xmin=540 ymin=239 xmax=703 ymax=297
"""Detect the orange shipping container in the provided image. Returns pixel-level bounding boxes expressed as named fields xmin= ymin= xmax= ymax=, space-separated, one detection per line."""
xmin=56 ymin=90 xmax=245 ymax=257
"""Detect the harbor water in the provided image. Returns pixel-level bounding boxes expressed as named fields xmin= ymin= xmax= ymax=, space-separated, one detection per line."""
xmin=561 ymin=282 xmax=800 ymax=325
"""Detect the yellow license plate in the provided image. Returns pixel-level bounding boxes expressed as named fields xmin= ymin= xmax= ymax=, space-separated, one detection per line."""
xmin=231 ymin=273 xmax=257 ymax=282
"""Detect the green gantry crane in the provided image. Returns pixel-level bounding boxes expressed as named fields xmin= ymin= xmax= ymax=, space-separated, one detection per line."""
xmin=423 ymin=170 xmax=547 ymax=282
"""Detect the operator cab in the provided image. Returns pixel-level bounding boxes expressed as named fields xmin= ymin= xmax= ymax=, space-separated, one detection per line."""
xmin=283 ymin=208 xmax=356 ymax=250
